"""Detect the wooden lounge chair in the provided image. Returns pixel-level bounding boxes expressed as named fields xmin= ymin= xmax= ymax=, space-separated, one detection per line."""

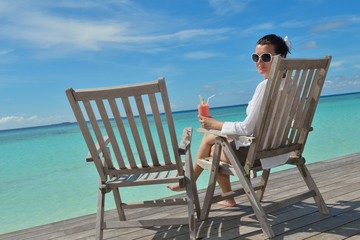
xmin=196 ymin=56 xmax=332 ymax=238
xmin=66 ymin=78 xmax=200 ymax=240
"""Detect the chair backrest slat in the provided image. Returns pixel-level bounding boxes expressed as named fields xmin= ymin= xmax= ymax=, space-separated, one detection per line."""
xmin=121 ymin=96 xmax=149 ymax=168
xmin=135 ymin=94 xmax=159 ymax=166
xmin=108 ymin=98 xmax=131 ymax=169
xmin=266 ymin=69 xmax=293 ymax=149
xmin=66 ymin=92 xmax=107 ymax=180
xmin=95 ymin=99 xmax=126 ymax=169
xmin=83 ymin=100 xmax=114 ymax=169
xmin=257 ymin=68 xmax=283 ymax=149
xmin=296 ymin=68 xmax=326 ymax=147
xmin=148 ymin=93 xmax=172 ymax=165
xmin=283 ymin=68 xmax=306 ymax=145
xmin=279 ymin=69 xmax=300 ymax=146
xmin=291 ymin=68 xmax=315 ymax=143
xmin=274 ymin=70 xmax=297 ymax=146
xmin=159 ymin=80 xmax=183 ymax=170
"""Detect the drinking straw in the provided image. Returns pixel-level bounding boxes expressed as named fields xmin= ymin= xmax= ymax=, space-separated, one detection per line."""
xmin=207 ymin=95 xmax=215 ymax=104
xmin=199 ymin=95 xmax=204 ymax=104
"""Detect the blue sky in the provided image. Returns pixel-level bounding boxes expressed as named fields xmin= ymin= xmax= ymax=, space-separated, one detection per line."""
xmin=0 ymin=0 xmax=359 ymax=130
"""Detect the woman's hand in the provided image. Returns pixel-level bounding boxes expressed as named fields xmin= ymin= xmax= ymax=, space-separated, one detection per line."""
xmin=199 ymin=115 xmax=223 ymax=130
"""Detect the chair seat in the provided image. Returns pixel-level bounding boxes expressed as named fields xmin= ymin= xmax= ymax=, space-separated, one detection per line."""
xmin=106 ymin=171 xmax=185 ymax=188
xmin=197 ymin=157 xmax=262 ymax=177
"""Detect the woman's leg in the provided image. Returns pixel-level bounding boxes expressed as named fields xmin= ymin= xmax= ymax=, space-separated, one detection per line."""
xmin=167 ymin=134 xmax=237 ymax=206
xmin=214 ymin=147 xmax=236 ymax=207
xmin=216 ymin=144 xmax=249 ymax=207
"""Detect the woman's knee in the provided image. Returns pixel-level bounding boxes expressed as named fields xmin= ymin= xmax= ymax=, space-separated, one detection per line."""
xmin=203 ymin=133 xmax=216 ymax=145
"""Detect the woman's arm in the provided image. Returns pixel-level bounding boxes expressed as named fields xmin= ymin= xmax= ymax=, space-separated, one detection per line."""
xmin=198 ymin=115 xmax=223 ymax=130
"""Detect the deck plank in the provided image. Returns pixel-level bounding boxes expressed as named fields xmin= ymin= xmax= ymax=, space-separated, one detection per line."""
xmin=1 ymin=152 xmax=359 ymax=240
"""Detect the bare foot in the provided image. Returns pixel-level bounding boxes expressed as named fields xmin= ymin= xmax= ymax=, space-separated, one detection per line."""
xmin=166 ymin=184 xmax=185 ymax=192
xmin=217 ymin=198 xmax=236 ymax=207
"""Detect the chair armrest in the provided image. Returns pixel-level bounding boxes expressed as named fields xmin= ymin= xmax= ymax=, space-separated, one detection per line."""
xmin=86 ymin=136 xmax=110 ymax=162
xmin=197 ymin=127 xmax=226 ymax=137
xmin=178 ymin=127 xmax=193 ymax=155
xmin=197 ymin=128 xmax=255 ymax=145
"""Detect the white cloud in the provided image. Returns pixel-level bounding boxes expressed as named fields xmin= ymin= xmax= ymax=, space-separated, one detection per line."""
xmin=311 ymin=20 xmax=348 ymax=32
xmin=0 ymin=115 xmax=65 ymax=130
xmin=0 ymin=115 xmax=38 ymax=125
xmin=0 ymin=49 xmax=13 ymax=55
xmin=0 ymin=1 xmax=129 ymax=50
xmin=132 ymin=28 xmax=230 ymax=43
xmin=241 ymin=23 xmax=274 ymax=35
xmin=302 ymin=40 xmax=317 ymax=49
xmin=184 ymin=51 xmax=222 ymax=60
xmin=281 ymin=20 xmax=309 ymax=28
xmin=0 ymin=1 xmax=231 ymax=54
xmin=208 ymin=0 xmax=249 ymax=15
xmin=5 ymin=15 xmax=128 ymax=50
xmin=310 ymin=15 xmax=360 ymax=33
xmin=331 ymin=60 xmax=345 ymax=68
xmin=324 ymin=73 xmax=360 ymax=94
xmin=0 ymin=49 xmax=14 ymax=63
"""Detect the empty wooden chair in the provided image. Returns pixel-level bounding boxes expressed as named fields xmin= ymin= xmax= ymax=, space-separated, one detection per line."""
xmin=66 ymin=78 xmax=200 ymax=239
xmin=196 ymin=56 xmax=332 ymax=238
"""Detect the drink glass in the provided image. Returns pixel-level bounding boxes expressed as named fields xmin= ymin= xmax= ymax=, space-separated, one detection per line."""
xmin=198 ymin=103 xmax=210 ymax=117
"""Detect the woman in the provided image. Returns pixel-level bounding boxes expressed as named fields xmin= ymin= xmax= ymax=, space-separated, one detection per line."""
xmin=168 ymin=34 xmax=291 ymax=207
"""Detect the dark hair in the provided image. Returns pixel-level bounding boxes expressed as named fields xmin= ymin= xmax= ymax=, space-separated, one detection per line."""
xmin=257 ymin=34 xmax=291 ymax=57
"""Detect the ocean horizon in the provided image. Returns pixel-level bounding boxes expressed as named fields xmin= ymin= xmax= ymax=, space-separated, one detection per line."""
xmin=1 ymin=91 xmax=359 ymax=133
xmin=1 ymin=92 xmax=360 ymax=234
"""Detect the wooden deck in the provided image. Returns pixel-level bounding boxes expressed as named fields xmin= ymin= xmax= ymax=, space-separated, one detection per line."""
xmin=2 ymin=152 xmax=360 ymax=240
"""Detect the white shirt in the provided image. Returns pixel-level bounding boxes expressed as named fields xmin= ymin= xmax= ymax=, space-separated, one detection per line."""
xmin=221 ymin=79 xmax=268 ymax=139
xmin=220 ymin=78 xmax=290 ymax=169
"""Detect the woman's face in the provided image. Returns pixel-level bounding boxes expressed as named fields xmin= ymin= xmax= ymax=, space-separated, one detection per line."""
xmin=254 ymin=44 xmax=277 ymax=79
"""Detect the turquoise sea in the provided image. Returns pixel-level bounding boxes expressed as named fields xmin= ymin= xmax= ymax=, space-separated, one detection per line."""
xmin=1 ymin=92 xmax=360 ymax=234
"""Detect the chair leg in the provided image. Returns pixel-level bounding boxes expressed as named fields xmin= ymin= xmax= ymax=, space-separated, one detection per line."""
xmin=184 ymin=150 xmax=197 ymax=239
xmin=182 ymin=140 xmax=199 ymax=239
xmin=297 ymin=162 xmax=329 ymax=214
xmin=185 ymin=182 xmax=196 ymax=240
xmin=96 ymin=185 xmax=106 ymax=240
xmin=200 ymin=140 xmax=222 ymax=220
xmin=256 ymin=169 xmax=271 ymax=201
xmin=222 ymin=140 xmax=275 ymax=238
xmin=112 ymin=188 xmax=126 ymax=221
xmin=184 ymin=147 xmax=201 ymax=219
xmin=192 ymin=182 xmax=201 ymax=219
